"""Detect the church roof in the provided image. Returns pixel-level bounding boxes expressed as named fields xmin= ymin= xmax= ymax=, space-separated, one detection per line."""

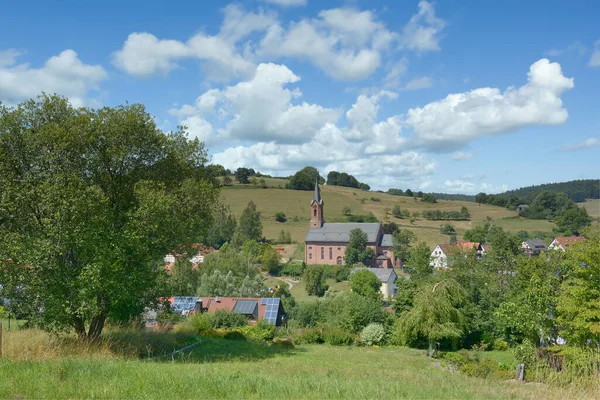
xmin=380 ymin=234 xmax=394 ymax=247
xmin=305 ymin=222 xmax=381 ymax=243
xmin=311 ymin=179 xmax=323 ymax=205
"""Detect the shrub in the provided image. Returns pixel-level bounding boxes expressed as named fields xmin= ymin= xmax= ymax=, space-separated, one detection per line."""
xmin=295 ymin=328 xmax=324 ymax=344
xmin=186 ymin=313 xmax=218 ymax=337
xmin=223 ymin=331 xmax=247 ymax=341
xmin=247 ymin=320 xmax=276 ymax=341
xmin=322 ymin=327 xmax=356 ymax=346
xmin=370 ymin=197 xmax=381 ymax=202
xmin=342 ymin=206 xmax=352 ymax=216
xmin=360 ymin=323 xmax=386 ymax=346
xmin=209 ymin=310 xmax=249 ymax=329
xmin=275 ymin=212 xmax=287 ymax=222
xmin=271 ymin=338 xmax=295 ymax=349
xmin=492 ymin=338 xmax=509 ymax=351
xmin=280 ymin=262 xmax=305 ymax=277
xmin=325 ymin=292 xmax=385 ymax=334
xmin=513 ymin=338 xmax=537 ymax=366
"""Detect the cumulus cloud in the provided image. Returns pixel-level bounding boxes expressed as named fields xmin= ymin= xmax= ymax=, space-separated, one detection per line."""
xmin=0 ymin=49 xmax=107 ymax=107
xmin=480 ymin=183 xmax=509 ymax=194
xmin=406 ymin=58 xmax=574 ymax=150
xmin=589 ymin=40 xmax=600 ymax=67
xmin=451 ymin=151 xmax=472 ymax=161
xmin=558 ymin=137 xmax=600 ymax=152
xmin=399 ymin=1 xmax=445 ymax=52
xmin=444 ymin=179 xmax=476 ymax=193
xmin=262 ymin=0 xmax=307 ymax=7
xmin=112 ymin=5 xmax=276 ymax=80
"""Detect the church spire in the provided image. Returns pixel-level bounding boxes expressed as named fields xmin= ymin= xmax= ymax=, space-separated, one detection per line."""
xmin=312 ymin=178 xmax=323 ymax=205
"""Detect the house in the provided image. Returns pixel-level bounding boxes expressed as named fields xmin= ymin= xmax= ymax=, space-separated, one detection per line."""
xmin=168 ymin=296 xmax=286 ymax=326
xmin=163 ymin=244 xmax=218 ymax=272
xmin=351 ymin=267 xmax=398 ymax=299
xmin=430 ymin=241 xmax=485 ymax=269
xmin=548 ymin=236 xmax=586 ymax=252
xmin=521 ymin=238 xmax=547 ymax=256
xmin=304 ymin=180 xmax=397 ymax=267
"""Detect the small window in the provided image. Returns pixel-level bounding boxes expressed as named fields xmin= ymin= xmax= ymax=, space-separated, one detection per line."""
xmin=321 ymin=247 xmax=324 ymax=259
xmin=337 ymin=256 xmax=343 ymax=265
xmin=309 ymin=253 xmax=312 ymax=260
xmin=313 ymin=209 xmax=317 ymax=217
xmin=329 ymin=247 xmax=332 ymax=259
xmin=309 ymin=246 xmax=312 ymax=250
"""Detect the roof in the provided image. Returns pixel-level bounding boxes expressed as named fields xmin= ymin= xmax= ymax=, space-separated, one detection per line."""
xmin=193 ymin=297 xmax=285 ymax=325
xmin=233 ymin=299 xmax=259 ymax=315
xmin=525 ymin=238 xmax=546 ymax=249
xmin=351 ymin=267 xmax=397 ymax=283
xmin=456 ymin=241 xmax=480 ymax=251
xmin=481 ymin=244 xmax=492 ymax=252
xmin=305 ymin=222 xmax=381 ymax=243
xmin=551 ymin=236 xmax=585 ymax=247
xmin=311 ymin=179 xmax=323 ymax=205
xmin=380 ymin=233 xmax=393 ymax=247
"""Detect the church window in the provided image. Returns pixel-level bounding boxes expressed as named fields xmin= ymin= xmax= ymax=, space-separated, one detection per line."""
xmin=337 ymin=256 xmax=343 ymax=265
xmin=321 ymin=247 xmax=324 ymax=259
xmin=329 ymin=247 xmax=332 ymax=259
xmin=313 ymin=208 xmax=317 ymax=217
xmin=309 ymin=253 xmax=312 ymax=260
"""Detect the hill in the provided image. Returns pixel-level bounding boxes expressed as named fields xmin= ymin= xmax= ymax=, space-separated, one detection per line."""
xmin=220 ymin=184 xmax=554 ymax=249
xmin=495 ymin=179 xmax=599 ymax=202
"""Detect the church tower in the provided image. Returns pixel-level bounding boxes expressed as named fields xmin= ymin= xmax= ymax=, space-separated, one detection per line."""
xmin=309 ymin=179 xmax=324 ymax=229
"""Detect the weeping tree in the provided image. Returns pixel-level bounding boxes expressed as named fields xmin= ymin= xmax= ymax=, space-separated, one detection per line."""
xmin=396 ymin=279 xmax=467 ymax=356
xmin=0 ymin=94 xmax=221 ymax=340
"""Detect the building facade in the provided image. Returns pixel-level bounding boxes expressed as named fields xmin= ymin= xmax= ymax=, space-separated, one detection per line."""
xmin=304 ymin=181 xmax=398 ymax=267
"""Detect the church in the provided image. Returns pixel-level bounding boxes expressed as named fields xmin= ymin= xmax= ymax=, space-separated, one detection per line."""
xmin=304 ymin=181 xmax=399 ymax=268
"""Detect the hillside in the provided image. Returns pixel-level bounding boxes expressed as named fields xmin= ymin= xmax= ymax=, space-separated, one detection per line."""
xmin=220 ymin=184 xmax=555 ymax=249
xmin=496 ymin=179 xmax=599 ymax=202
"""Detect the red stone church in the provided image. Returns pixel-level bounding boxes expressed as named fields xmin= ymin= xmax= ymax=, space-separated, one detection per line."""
xmin=304 ymin=181 xmax=398 ymax=268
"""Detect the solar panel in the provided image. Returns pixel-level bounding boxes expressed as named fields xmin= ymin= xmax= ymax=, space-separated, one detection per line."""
xmin=261 ymin=298 xmax=280 ymax=325
xmin=171 ymin=296 xmax=199 ymax=314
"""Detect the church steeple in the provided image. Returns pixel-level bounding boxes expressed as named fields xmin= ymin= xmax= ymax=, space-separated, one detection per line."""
xmin=310 ymin=179 xmax=324 ymax=228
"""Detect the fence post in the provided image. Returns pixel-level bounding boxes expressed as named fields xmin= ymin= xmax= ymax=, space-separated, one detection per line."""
xmin=516 ymin=363 xmax=525 ymax=381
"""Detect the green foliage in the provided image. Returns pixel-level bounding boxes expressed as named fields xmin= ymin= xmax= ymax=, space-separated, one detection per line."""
xmin=554 ymin=207 xmax=591 ymax=236
xmin=288 ymin=166 xmax=321 ymax=190
xmin=209 ymin=310 xmax=249 ymax=329
xmin=279 ymin=262 xmax=305 ymax=277
xmin=304 ymin=265 xmax=328 ymax=297
xmin=421 ymin=194 xmax=437 ymax=203
xmin=392 ymin=204 xmax=403 ymax=218
xmin=440 ymin=224 xmax=456 ymax=235
xmin=168 ymin=258 xmax=198 ymax=296
xmin=396 ymin=279 xmax=467 ymax=356
xmin=232 ymin=201 xmax=262 ymax=246
xmin=342 ymin=206 xmax=352 ymax=216
xmin=324 ymin=292 xmax=386 ymax=334
xmin=442 ymin=350 xmax=498 ymax=378
xmin=345 ymin=229 xmax=376 ymax=265
xmin=0 ymin=94 xmax=221 ymax=340
xmin=274 ymin=212 xmax=287 ymax=223
xmin=234 ymin=167 xmax=251 ymax=184
xmin=422 ymin=209 xmax=470 ymax=221
xmin=295 ymin=301 xmax=323 ymax=328
xmin=197 ymin=270 xmax=267 ymax=298
xmin=382 ymin=222 xmax=399 ymax=234
xmin=223 ymin=331 xmax=247 ymax=341
xmin=492 ymin=339 xmax=509 ymax=351
xmin=205 ymin=211 xmax=236 ymax=249
xmin=392 ymin=229 xmax=417 ymax=264
xmin=326 ymin=171 xmax=368 ymax=189
xmin=322 ymin=326 xmax=356 ymax=346
xmin=295 ymin=328 xmax=324 ymax=344
xmin=277 ymin=229 xmax=292 ymax=244
xmin=513 ymin=338 xmax=537 ymax=366
xmin=360 ymin=323 xmax=386 ymax=346
xmin=350 ymin=270 xmax=381 ymax=301
xmin=347 ymin=213 xmax=378 ymax=223
xmin=392 ymin=278 xmax=417 ymax=314
xmin=497 ymin=179 xmax=600 ymax=202
xmin=258 ymin=244 xmax=280 ymax=275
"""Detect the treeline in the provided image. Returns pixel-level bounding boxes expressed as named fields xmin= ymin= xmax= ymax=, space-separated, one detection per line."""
xmin=327 ymin=171 xmax=370 ymax=191
xmin=497 ymin=179 xmax=599 ymax=202
xmin=426 ymin=192 xmax=476 ymax=201
xmin=422 ymin=207 xmax=471 ymax=221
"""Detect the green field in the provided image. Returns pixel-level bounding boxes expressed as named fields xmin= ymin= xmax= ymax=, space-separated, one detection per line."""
xmin=0 ymin=319 xmax=24 ymax=331
xmin=1 ymin=331 xmax=594 ymax=399
xmin=579 ymin=198 xmax=600 ymax=219
xmin=221 ymin=185 xmax=555 ymax=249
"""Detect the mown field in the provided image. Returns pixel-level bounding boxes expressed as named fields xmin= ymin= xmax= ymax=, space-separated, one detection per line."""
xmin=220 ymin=184 xmax=554 ymax=249
xmin=579 ymin=198 xmax=600 ymax=219
xmin=1 ymin=330 xmax=596 ymax=399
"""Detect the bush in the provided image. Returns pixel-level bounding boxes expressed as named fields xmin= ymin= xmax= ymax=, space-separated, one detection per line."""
xmin=271 ymin=338 xmax=295 ymax=349
xmin=295 ymin=328 xmax=324 ymax=344
xmin=322 ymin=327 xmax=356 ymax=346
xmin=513 ymin=338 xmax=537 ymax=366
xmin=492 ymin=338 xmax=509 ymax=351
xmin=275 ymin=212 xmax=287 ymax=222
xmin=246 ymin=320 xmax=276 ymax=341
xmin=442 ymin=350 xmax=497 ymax=378
xmin=370 ymin=197 xmax=381 ymax=202
xmin=223 ymin=331 xmax=247 ymax=341
xmin=185 ymin=313 xmax=219 ymax=337
xmin=209 ymin=310 xmax=249 ymax=329
xmin=325 ymin=292 xmax=385 ymax=334
xmin=280 ymin=262 xmax=305 ymax=277
xmin=360 ymin=323 xmax=386 ymax=346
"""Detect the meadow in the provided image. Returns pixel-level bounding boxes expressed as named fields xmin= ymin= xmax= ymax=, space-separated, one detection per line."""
xmin=1 ymin=329 xmax=596 ymax=399
xmin=220 ymin=184 xmax=555 ymax=249
xmin=579 ymin=198 xmax=600 ymax=219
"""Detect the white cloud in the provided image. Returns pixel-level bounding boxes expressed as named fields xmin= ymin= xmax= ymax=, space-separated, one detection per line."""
xmin=544 ymin=41 xmax=586 ymax=57
xmin=444 ymin=179 xmax=476 ymax=193
xmin=461 ymin=173 xmax=487 ymax=180
xmin=451 ymin=151 xmax=472 ymax=161
xmin=0 ymin=49 xmax=23 ymax=68
xmin=0 ymin=49 xmax=107 ymax=107
xmin=404 ymin=76 xmax=433 ymax=90
xmin=558 ymin=137 xmax=600 ymax=152
xmin=399 ymin=1 xmax=445 ymax=52
xmin=480 ymin=183 xmax=509 ymax=194
xmin=180 ymin=116 xmax=215 ymax=142
xmin=383 ymin=58 xmax=408 ymax=89
xmin=112 ymin=5 xmax=276 ymax=80
xmin=589 ymin=40 xmax=600 ymax=67
xmin=406 ymin=58 xmax=574 ymax=150
xmin=262 ymin=0 xmax=307 ymax=6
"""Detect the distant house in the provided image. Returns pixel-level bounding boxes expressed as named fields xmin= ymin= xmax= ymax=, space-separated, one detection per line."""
xmin=168 ymin=296 xmax=286 ymax=326
xmin=521 ymin=239 xmax=547 ymax=256
xmin=351 ymin=267 xmax=398 ymax=299
xmin=548 ymin=236 xmax=586 ymax=252
xmin=163 ymin=244 xmax=218 ymax=272
xmin=430 ymin=241 xmax=486 ymax=269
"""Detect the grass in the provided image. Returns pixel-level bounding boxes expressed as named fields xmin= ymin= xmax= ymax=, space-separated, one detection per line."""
xmin=1 ymin=329 xmax=597 ymax=399
xmin=579 ymin=198 xmax=600 ymax=219
xmin=1 ymin=318 xmax=25 ymax=331
xmin=220 ymin=185 xmax=555 ymax=249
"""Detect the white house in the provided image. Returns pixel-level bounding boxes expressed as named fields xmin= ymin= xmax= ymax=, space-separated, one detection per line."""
xmin=430 ymin=244 xmax=452 ymax=269
xmin=548 ymin=236 xmax=585 ymax=252
xmin=351 ymin=267 xmax=398 ymax=299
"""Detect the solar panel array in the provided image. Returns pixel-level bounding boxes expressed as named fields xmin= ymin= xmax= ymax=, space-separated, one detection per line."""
xmin=171 ymin=296 xmax=199 ymax=314
xmin=260 ymin=298 xmax=280 ymax=325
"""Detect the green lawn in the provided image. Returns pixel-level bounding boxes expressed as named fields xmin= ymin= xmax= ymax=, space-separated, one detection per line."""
xmin=1 ymin=339 xmax=594 ymax=399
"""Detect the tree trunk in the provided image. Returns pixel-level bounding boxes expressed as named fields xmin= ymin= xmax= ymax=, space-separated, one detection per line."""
xmin=73 ymin=317 xmax=88 ymax=341
xmin=87 ymin=314 xmax=106 ymax=341
xmin=428 ymin=339 xmax=434 ymax=357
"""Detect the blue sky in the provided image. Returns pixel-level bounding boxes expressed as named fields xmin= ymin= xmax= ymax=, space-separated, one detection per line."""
xmin=1 ymin=0 xmax=599 ymax=193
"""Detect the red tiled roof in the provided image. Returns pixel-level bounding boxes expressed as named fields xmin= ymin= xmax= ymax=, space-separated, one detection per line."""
xmin=197 ymin=297 xmax=269 ymax=321
xmin=456 ymin=241 xmax=480 ymax=251
xmin=552 ymin=236 xmax=585 ymax=248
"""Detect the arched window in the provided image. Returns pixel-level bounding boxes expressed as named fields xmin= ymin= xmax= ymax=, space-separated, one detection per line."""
xmin=313 ymin=208 xmax=317 ymax=217
xmin=337 ymin=256 xmax=343 ymax=265
xmin=309 ymin=253 xmax=312 ymax=260
xmin=321 ymin=247 xmax=324 ymax=259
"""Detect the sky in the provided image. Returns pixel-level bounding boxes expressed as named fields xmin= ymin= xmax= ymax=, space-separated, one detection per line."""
xmin=1 ymin=0 xmax=599 ymax=193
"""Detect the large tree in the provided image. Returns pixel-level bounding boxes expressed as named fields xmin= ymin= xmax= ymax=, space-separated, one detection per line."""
xmin=0 ymin=95 xmax=220 ymax=340
xmin=288 ymin=166 xmax=322 ymax=190
xmin=345 ymin=229 xmax=375 ymax=265
xmin=232 ymin=201 xmax=262 ymax=246
xmin=350 ymin=269 xmax=381 ymax=301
